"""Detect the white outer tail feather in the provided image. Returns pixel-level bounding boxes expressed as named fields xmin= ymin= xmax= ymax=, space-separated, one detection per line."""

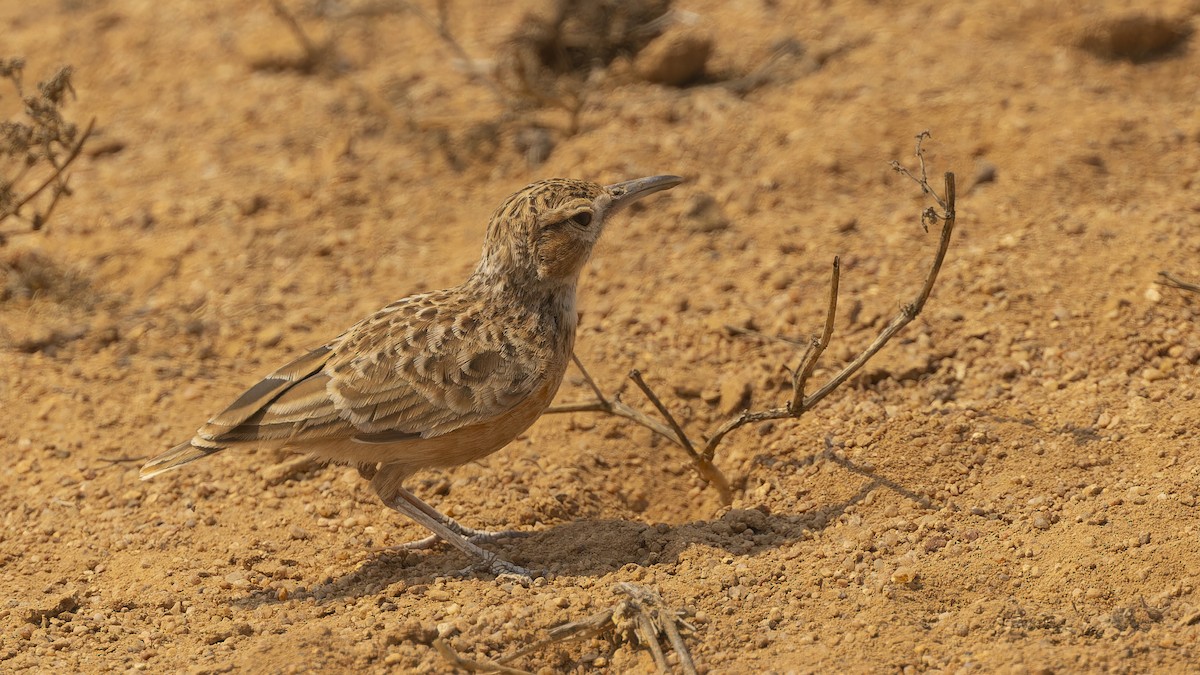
xmin=140 ymin=441 xmax=219 ymax=480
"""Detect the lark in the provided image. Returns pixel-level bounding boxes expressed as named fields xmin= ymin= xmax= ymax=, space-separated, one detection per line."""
xmin=141 ymin=175 xmax=683 ymax=577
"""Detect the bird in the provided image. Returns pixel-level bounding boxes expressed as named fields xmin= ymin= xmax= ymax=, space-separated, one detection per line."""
xmin=141 ymin=174 xmax=683 ymax=578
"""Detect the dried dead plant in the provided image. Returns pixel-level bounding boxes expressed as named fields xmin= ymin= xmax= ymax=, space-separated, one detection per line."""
xmin=251 ymin=0 xmax=342 ymax=75
xmin=435 ymin=583 xmax=696 ymax=674
xmin=0 ymin=59 xmax=94 ymax=245
xmin=317 ymin=0 xmax=672 ymax=164
xmin=549 ymin=131 xmax=957 ymax=505
xmin=492 ymin=0 xmax=671 ymax=126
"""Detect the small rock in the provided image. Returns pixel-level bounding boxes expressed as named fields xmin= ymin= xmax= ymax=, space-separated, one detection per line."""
xmin=972 ymin=160 xmax=998 ymax=187
xmin=256 ymin=326 xmax=284 ymax=348
xmin=224 ymin=570 xmax=249 ymax=587
xmin=205 ymin=626 xmax=234 ymax=645
xmin=263 ymin=455 xmax=319 ymax=485
xmin=1031 ymin=512 xmax=1051 ymax=530
xmin=1142 ymin=367 xmax=1166 ymax=382
xmin=240 ymin=20 xmax=327 ymax=72
xmin=635 ymin=26 xmax=713 ymax=86
xmin=237 ymin=194 xmax=269 ymax=217
xmin=718 ymin=374 xmax=752 ymax=414
xmin=683 ymin=193 xmax=730 ymax=233
xmin=515 ymin=126 xmax=554 ymax=167
xmin=23 ymin=593 xmax=79 ymax=625
xmin=387 ymin=620 xmax=438 ymax=646
xmin=1077 ymin=14 xmax=1192 ymax=62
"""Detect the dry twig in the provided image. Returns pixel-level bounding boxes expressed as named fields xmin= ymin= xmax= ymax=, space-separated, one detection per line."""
xmin=549 ymin=131 xmax=957 ymax=505
xmin=1157 ymin=271 xmax=1200 ymax=294
xmin=435 ymin=583 xmax=695 ymax=674
xmin=549 ymin=354 xmax=732 ymax=504
xmin=0 ymin=59 xmax=93 ymax=244
xmin=433 ymin=638 xmax=532 ymax=674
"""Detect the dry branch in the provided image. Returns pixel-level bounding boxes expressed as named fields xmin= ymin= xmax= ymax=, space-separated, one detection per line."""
xmin=548 ymin=131 xmax=957 ymax=505
xmin=0 ymin=60 xmax=93 ymax=244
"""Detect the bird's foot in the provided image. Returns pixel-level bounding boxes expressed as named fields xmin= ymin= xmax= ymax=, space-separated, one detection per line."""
xmin=456 ymin=554 xmax=538 ymax=585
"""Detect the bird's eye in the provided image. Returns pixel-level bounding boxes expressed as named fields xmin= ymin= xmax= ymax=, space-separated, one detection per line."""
xmin=569 ymin=212 xmax=592 ymax=228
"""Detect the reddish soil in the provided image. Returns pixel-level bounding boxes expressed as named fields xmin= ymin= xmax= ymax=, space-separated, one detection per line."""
xmin=2 ymin=1 xmax=1199 ymax=672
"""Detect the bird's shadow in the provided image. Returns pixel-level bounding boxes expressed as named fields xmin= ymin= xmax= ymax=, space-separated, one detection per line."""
xmin=232 ymin=452 xmax=929 ymax=609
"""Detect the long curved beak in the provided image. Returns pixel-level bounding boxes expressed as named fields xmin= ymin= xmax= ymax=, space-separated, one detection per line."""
xmin=606 ymin=175 xmax=684 ymax=212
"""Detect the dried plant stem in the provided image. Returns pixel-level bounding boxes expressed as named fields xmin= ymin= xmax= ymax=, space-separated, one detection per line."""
xmin=436 ymin=583 xmax=695 ymax=674
xmin=1 ymin=57 xmax=94 ymax=242
xmin=1158 ymin=271 xmax=1200 ymax=294
xmin=661 ymin=612 xmax=697 ymax=675
xmin=548 ymin=134 xmax=956 ymax=506
xmin=3 ymin=117 xmax=95 ymax=231
xmin=721 ymin=323 xmax=807 ymax=347
xmin=801 ymin=172 xmax=955 ymax=409
xmin=629 ymin=369 xmax=700 ymax=461
xmin=698 ymin=256 xmax=842 ymax=460
xmin=433 ymin=638 xmax=532 ymax=674
xmin=703 ymin=170 xmax=954 ymax=462
xmin=792 ymin=256 xmax=839 ymax=409
xmin=548 ymin=356 xmax=733 ymax=504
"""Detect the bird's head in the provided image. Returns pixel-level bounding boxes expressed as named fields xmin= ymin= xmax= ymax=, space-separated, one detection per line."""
xmin=475 ymin=175 xmax=683 ymax=288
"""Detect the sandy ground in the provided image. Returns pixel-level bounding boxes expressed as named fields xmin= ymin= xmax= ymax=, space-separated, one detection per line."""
xmin=2 ymin=0 xmax=1200 ymax=672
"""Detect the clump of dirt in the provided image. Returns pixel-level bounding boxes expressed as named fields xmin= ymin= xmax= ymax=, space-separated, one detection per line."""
xmin=497 ymin=0 xmax=674 ymax=94
xmin=1076 ymin=13 xmax=1193 ymax=62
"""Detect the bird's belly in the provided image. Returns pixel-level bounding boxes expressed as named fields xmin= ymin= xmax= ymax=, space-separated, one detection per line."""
xmin=420 ymin=373 xmax=564 ymax=468
xmin=302 ymin=367 xmax=566 ymax=472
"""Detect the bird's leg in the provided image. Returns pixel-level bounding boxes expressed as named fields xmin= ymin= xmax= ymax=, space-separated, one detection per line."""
xmin=384 ymin=487 xmax=535 ymax=579
xmin=389 ymin=489 xmax=529 ymax=550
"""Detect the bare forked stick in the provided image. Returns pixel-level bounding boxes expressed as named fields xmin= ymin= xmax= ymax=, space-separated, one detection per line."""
xmin=551 ymin=354 xmax=733 ymax=504
xmin=548 ymin=132 xmax=957 ymax=505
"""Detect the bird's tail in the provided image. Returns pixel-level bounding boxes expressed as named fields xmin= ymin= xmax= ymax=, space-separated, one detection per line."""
xmin=140 ymin=440 xmax=222 ymax=480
